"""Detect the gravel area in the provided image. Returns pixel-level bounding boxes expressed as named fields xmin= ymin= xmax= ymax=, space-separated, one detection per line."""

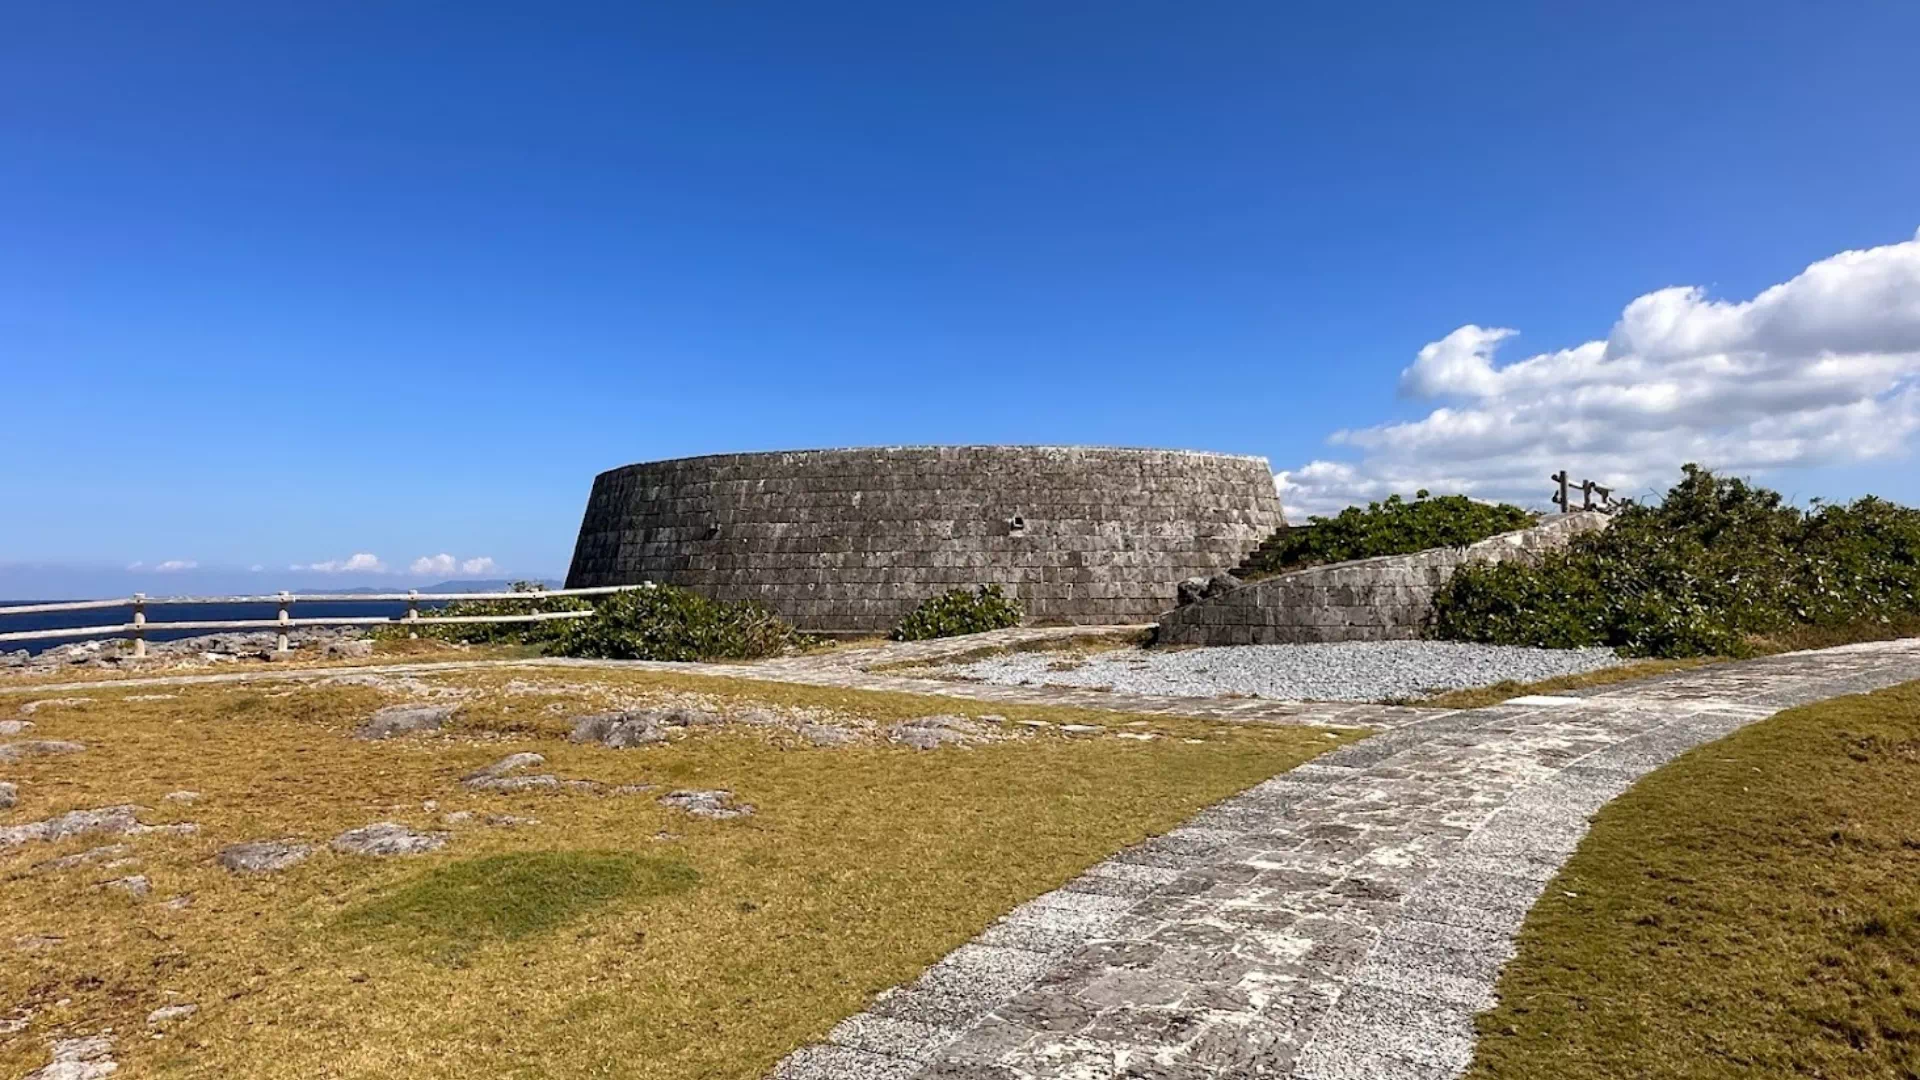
xmin=927 ymin=640 xmax=1627 ymax=702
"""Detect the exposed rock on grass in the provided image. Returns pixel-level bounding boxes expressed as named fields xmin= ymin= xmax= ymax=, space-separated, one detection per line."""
xmin=218 ymin=840 xmax=315 ymax=874
xmin=96 ymin=874 xmax=150 ymax=897
xmin=658 ymin=789 xmax=753 ymax=820
xmin=570 ymin=710 xmax=668 ymax=748
xmin=463 ymin=773 xmax=563 ymax=793
xmin=25 ymin=1034 xmax=117 ymax=1080
xmin=330 ymin=822 xmax=449 ymax=856
xmin=0 ymin=739 xmax=86 ymax=763
xmin=355 ymin=704 xmax=457 ymax=740
xmin=887 ymin=714 xmax=994 ymax=750
xmin=0 ymin=780 xmax=15 ymax=808
xmin=800 ymin=723 xmax=858 ymax=747
xmin=463 ymin=752 xmax=545 ymax=780
xmin=32 ymin=844 xmax=135 ymax=874
xmin=18 ymin=698 xmax=89 ymax=717
xmin=1 ymin=805 xmax=141 ymax=849
xmin=163 ymin=790 xmax=200 ymax=804
xmin=0 ymin=718 xmax=35 ymax=734
xmin=146 ymin=1003 xmax=198 ymax=1025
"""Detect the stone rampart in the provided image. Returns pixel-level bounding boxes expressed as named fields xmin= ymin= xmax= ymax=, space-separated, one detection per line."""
xmin=1154 ymin=512 xmax=1611 ymax=646
xmin=565 ymin=446 xmax=1284 ymax=633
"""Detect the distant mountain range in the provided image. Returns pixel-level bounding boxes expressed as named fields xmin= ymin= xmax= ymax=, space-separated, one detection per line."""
xmin=322 ymin=578 xmax=566 ymax=595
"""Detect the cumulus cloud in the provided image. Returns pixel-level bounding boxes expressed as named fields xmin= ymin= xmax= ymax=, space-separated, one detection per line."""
xmin=154 ymin=559 xmax=198 ymax=572
xmin=1278 ymin=229 xmax=1920 ymax=519
xmin=408 ymin=554 xmax=499 ymax=577
xmin=294 ymin=553 xmax=387 ymax=574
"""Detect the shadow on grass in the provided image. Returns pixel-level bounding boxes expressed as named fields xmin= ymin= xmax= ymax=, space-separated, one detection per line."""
xmin=340 ymin=851 xmax=699 ymax=962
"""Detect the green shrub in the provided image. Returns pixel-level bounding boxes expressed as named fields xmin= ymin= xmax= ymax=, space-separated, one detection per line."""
xmin=1432 ymin=465 xmax=1920 ymax=657
xmin=551 ymin=584 xmax=815 ymax=661
xmin=892 ymin=585 xmax=1025 ymax=641
xmin=1240 ymin=492 xmax=1537 ymax=578
xmin=372 ymin=581 xmax=590 ymax=645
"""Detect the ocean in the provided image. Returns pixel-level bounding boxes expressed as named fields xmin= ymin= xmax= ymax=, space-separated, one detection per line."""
xmin=0 ymin=599 xmax=450 ymax=655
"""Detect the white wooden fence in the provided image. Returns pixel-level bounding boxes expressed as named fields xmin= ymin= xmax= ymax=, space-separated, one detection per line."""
xmin=0 ymin=585 xmax=650 ymax=657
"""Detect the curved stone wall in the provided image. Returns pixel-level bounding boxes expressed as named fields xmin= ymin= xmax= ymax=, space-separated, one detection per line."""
xmin=1154 ymin=512 xmax=1612 ymax=646
xmin=565 ymin=446 xmax=1283 ymax=633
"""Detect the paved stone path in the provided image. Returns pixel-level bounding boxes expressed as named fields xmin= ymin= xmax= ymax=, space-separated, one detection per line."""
xmin=770 ymin=638 xmax=1920 ymax=1080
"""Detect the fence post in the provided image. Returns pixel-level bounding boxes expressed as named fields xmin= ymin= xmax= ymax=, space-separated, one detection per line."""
xmin=132 ymin=593 xmax=147 ymax=659
xmin=1551 ymin=470 xmax=1570 ymax=512
xmin=407 ymin=589 xmax=420 ymax=639
xmin=277 ymin=591 xmax=291 ymax=653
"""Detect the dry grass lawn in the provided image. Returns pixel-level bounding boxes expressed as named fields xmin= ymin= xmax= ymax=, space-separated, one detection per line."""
xmin=1469 ymin=679 xmax=1920 ymax=1079
xmin=1 ymin=667 xmax=1357 ymax=1079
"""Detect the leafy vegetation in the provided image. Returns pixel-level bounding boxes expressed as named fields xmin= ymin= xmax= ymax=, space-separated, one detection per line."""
xmin=552 ymin=584 xmax=817 ymax=661
xmin=892 ymin=585 xmax=1025 ymax=641
xmin=1469 ymin=680 xmax=1920 ymax=1080
xmin=373 ymin=580 xmax=590 ymax=645
xmin=384 ymin=581 xmax=817 ymax=661
xmin=1433 ymin=465 xmax=1920 ymax=657
xmin=1239 ymin=492 xmax=1536 ymax=578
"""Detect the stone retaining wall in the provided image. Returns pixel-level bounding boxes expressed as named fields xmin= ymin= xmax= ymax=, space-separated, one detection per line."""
xmin=1154 ymin=512 xmax=1611 ymax=646
xmin=565 ymin=446 xmax=1284 ymax=634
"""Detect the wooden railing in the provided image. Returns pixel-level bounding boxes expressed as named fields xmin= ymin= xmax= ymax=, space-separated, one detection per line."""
xmin=0 ymin=585 xmax=650 ymax=657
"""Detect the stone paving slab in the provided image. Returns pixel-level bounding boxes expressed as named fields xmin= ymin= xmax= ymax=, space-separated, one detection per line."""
xmin=768 ymin=638 xmax=1920 ymax=1080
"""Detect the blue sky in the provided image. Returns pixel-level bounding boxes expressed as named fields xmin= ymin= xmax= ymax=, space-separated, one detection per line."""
xmin=5 ymin=1 xmax=1919 ymax=597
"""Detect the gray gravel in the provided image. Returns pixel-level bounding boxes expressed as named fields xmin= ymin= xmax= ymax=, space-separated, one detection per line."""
xmin=931 ymin=640 xmax=1626 ymax=702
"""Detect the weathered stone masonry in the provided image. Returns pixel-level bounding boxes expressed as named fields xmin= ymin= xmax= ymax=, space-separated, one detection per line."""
xmin=565 ymin=446 xmax=1284 ymax=634
xmin=1155 ymin=512 xmax=1611 ymax=646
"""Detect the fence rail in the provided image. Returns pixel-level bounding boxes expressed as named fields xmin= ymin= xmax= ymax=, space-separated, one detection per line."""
xmin=0 ymin=585 xmax=648 ymax=655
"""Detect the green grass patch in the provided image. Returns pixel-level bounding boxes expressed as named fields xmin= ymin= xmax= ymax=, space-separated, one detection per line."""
xmin=340 ymin=852 xmax=699 ymax=958
xmin=1468 ymin=679 xmax=1920 ymax=1079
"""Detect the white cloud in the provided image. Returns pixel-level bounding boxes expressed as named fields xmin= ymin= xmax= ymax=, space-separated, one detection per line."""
xmin=410 ymin=553 xmax=457 ymax=577
xmin=154 ymin=560 xmax=198 ymax=572
xmin=407 ymin=554 xmax=499 ymax=578
xmin=1278 ymin=229 xmax=1920 ymax=519
xmin=294 ymin=553 xmax=387 ymax=574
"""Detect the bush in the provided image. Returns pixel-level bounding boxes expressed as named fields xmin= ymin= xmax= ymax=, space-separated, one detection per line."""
xmin=1432 ymin=465 xmax=1920 ymax=657
xmin=551 ymin=584 xmax=814 ymax=661
xmin=1240 ymin=491 xmax=1537 ymax=578
xmin=373 ymin=581 xmax=590 ymax=646
xmin=892 ymin=586 xmax=1024 ymax=641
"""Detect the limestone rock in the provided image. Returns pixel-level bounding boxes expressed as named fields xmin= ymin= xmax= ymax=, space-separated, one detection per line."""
xmin=1176 ymin=576 xmax=1211 ymax=607
xmin=32 ymin=844 xmax=134 ymax=874
xmin=97 ymin=874 xmax=150 ymax=897
xmin=218 ymin=840 xmax=314 ymax=874
xmin=146 ymin=1003 xmax=198 ymax=1025
xmin=1204 ymin=573 xmax=1241 ymax=599
xmin=0 ymin=806 xmax=141 ymax=849
xmin=354 ymin=704 xmax=456 ymax=740
xmin=462 ymin=752 xmax=545 ymax=781
xmin=658 ymin=789 xmax=753 ymax=820
xmin=163 ymin=790 xmax=200 ymax=804
xmin=0 ymin=740 xmax=86 ymax=764
xmin=325 ymin=639 xmax=375 ymax=659
xmin=801 ymin=723 xmax=858 ymax=747
xmin=569 ymin=711 xmax=668 ymax=748
xmin=658 ymin=705 xmax=723 ymax=727
xmin=887 ymin=714 xmax=989 ymax=750
xmin=17 ymin=698 xmax=89 ymax=717
xmin=330 ymin=822 xmax=448 ymax=857
xmin=25 ymin=1035 xmax=117 ymax=1080
xmin=0 ymin=719 xmax=35 ymax=734
xmin=463 ymin=773 xmax=562 ymax=793
xmin=0 ymin=781 xmax=15 ymax=809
